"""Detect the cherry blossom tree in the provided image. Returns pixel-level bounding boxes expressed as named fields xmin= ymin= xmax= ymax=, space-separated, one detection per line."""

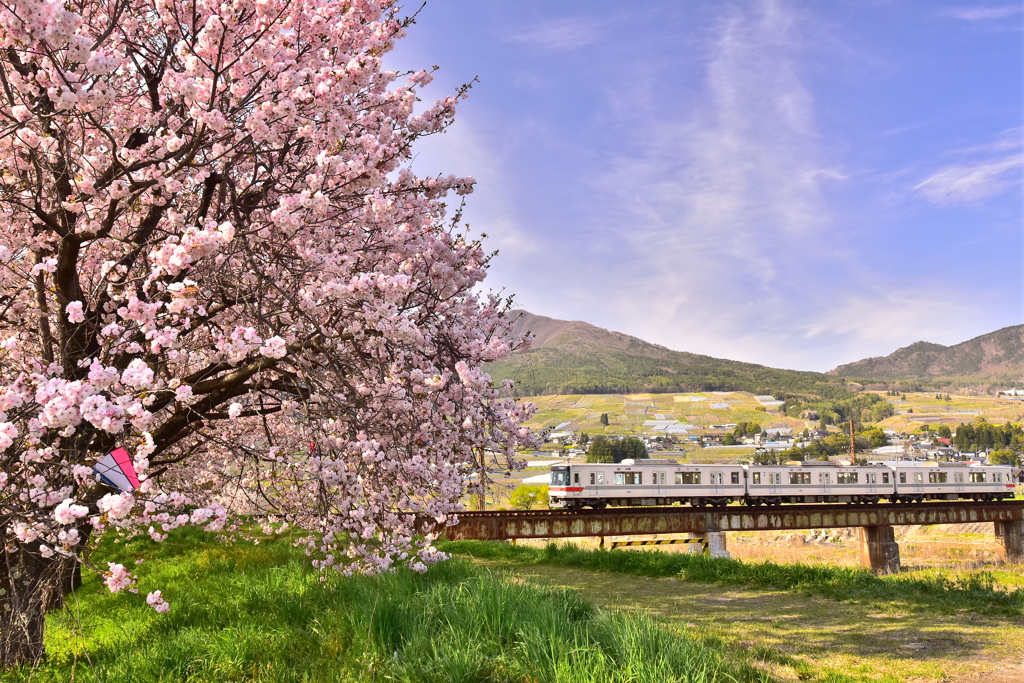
xmin=0 ymin=0 xmax=535 ymax=666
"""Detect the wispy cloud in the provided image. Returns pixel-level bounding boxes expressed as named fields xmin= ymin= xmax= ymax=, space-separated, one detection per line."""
xmin=943 ymin=5 xmax=1022 ymax=21
xmin=913 ymin=155 xmax=1022 ymax=204
xmin=505 ymin=18 xmax=606 ymax=52
xmin=800 ymin=289 xmax=971 ymax=344
xmin=796 ymin=287 xmax=985 ymax=371
xmin=912 ymin=133 xmax=1023 ymax=204
xmin=579 ymin=0 xmax=852 ymax=368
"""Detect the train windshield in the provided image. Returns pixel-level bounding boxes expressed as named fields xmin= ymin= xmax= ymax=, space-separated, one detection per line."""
xmin=551 ymin=469 xmax=570 ymax=486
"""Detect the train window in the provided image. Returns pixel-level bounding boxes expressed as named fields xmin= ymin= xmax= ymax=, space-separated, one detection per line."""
xmin=789 ymin=472 xmax=811 ymax=485
xmin=837 ymin=473 xmax=858 ymax=484
xmin=614 ymin=473 xmax=624 ymax=485
xmin=574 ymin=473 xmax=580 ymax=484
xmin=552 ymin=470 xmax=569 ymax=485
xmin=675 ymin=472 xmax=701 ymax=485
xmin=819 ymin=473 xmax=829 ymax=484
xmin=597 ymin=474 xmax=605 ymax=485
xmin=899 ymin=473 xmax=906 ymax=484
xmin=615 ymin=472 xmax=641 ymax=485
xmin=928 ymin=472 xmax=947 ymax=484
xmin=731 ymin=472 xmax=740 ymax=484
xmin=882 ymin=473 xmax=890 ymax=484
xmin=590 ymin=473 xmax=596 ymax=485
xmin=774 ymin=473 xmax=782 ymax=485
xmin=969 ymin=472 xmax=986 ymax=483
xmin=914 ymin=473 xmax=923 ymax=483
xmin=654 ymin=472 xmax=666 ymax=485
xmin=868 ymin=474 xmax=876 ymax=484
xmin=752 ymin=472 xmax=761 ymax=484
xmin=995 ymin=473 xmax=1003 ymax=483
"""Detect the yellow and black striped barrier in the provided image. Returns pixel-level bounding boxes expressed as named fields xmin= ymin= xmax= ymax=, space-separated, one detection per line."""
xmin=607 ymin=538 xmax=709 ymax=555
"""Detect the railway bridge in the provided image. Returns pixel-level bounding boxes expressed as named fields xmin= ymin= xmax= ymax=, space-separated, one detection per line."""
xmin=439 ymin=500 xmax=1024 ymax=573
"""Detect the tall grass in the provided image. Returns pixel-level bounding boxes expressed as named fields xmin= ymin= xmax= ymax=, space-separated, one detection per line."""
xmin=16 ymin=528 xmax=770 ymax=683
xmin=441 ymin=540 xmax=1024 ymax=616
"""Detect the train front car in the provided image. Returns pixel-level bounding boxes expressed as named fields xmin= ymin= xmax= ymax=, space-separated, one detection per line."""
xmin=892 ymin=462 xmax=1016 ymax=502
xmin=548 ymin=464 xmax=584 ymax=508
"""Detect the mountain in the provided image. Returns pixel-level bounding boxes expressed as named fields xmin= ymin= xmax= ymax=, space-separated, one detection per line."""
xmin=828 ymin=324 xmax=1024 ymax=382
xmin=486 ymin=310 xmax=841 ymax=396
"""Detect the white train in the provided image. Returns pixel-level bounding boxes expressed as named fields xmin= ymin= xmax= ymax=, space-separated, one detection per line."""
xmin=548 ymin=459 xmax=1017 ymax=509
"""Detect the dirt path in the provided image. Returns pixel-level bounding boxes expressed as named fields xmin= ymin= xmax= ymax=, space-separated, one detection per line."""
xmin=474 ymin=559 xmax=1024 ymax=683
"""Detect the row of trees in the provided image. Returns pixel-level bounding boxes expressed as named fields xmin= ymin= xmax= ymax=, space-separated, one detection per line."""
xmin=732 ymin=422 xmax=763 ymax=437
xmin=952 ymin=421 xmax=1024 ymax=452
xmin=586 ymin=436 xmax=648 ymax=463
xmin=782 ymin=393 xmax=894 ymax=427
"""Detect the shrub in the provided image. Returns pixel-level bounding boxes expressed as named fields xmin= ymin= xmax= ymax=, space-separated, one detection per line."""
xmin=510 ymin=485 xmax=549 ymax=510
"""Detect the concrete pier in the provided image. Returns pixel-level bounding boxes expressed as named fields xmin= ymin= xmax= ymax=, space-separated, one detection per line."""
xmin=995 ymin=520 xmax=1024 ymax=563
xmin=687 ymin=531 xmax=730 ymax=558
xmin=859 ymin=526 xmax=901 ymax=574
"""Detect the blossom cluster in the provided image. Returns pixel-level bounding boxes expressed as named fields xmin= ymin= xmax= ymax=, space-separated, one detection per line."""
xmin=0 ymin=0 xmax=536 ymax=623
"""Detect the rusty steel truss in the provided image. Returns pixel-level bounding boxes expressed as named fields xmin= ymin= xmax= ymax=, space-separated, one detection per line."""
xmin=439 ymin=501 xmax=1024 ymax=541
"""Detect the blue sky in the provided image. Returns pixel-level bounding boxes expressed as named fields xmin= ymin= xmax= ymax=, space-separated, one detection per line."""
xmin=387 ymin=1 xmax=1022 ymax=372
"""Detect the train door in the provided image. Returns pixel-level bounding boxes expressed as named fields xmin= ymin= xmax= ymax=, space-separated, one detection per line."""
xmin=654 ymin=471 xmax=666 ymax=496
xmin=818 ymin=472 xmax=831 ymax=494
xmin=589 ymin=471 xmax=604 ymax=496
xmin=768 ymin=472 xmax=782 ymax=494
xmin=710 ymin=472 xmax=724 ymax=494
xmin=913 ymin=472 xmax=924 ymax=493
xmin=866 ymin=473 xmax=877 ymax=494
xmin=954 ymin=472 xmax=965 ymax=492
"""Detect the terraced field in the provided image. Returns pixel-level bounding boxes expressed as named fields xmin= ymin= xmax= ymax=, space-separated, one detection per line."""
xmin=521 ymin=391 xmax=1024 ymax=441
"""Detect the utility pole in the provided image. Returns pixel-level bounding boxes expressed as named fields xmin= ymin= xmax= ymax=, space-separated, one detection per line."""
xmin=477 ymin=447 xmax=486 ymax=510
xmin=849 ymin=419 xmax=856 ymax=461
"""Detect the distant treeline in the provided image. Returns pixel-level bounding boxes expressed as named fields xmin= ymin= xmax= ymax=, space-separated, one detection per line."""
xmin=952 ymin=421 xmax=1024 ymax=452
xmin=485 ymin=351 xmax=853 ymax=397
xmin=781 ymin=393 xmax=894 ymax=426
xmin=585 ymin=436 xmax=648 ymax=463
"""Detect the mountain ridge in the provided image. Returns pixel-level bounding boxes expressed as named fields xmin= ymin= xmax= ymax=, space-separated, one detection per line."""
xmin=828 ymin=324 xmax=1024 ymax=381
xmin=487 ymin=310 xmax=838 ymax=396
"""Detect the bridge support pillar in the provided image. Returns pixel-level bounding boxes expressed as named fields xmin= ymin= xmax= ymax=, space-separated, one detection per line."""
xmin=859 ymin=526 xmax=900 ymax=574
xmin=688 ymin=532 xmax=729 ymax=558
xmin=995 ymin=521 xmax=1024 ymax=563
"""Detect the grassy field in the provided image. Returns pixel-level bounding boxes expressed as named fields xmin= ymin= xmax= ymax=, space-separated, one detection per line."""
xmin=19 ymin=528 xmax=770 ymax=683
xmin=440 ymin=541 xmax=1024 ymax=616
xmin=444 ymin=541 xmax=1024 ymax=682
xmin=477 ymin=561 xmax=1024 ymax=683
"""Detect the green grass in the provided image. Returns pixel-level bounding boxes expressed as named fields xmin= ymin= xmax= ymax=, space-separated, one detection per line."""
xmin=16 ymin=528 xmax=770 ymax=683
xmin=441 ymin=540 xmax=1024 ymax=616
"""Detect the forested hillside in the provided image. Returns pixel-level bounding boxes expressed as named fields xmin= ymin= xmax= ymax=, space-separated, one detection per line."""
xmin=486 ymin=311 xmax=843 ymax=396
xmin=829 ymin=325 xmax=1024 ymax=383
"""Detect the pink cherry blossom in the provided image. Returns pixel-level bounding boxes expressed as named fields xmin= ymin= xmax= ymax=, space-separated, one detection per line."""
xmin=65 ymin=301 xmax=85 ymax=324
xmin=103 ymin=563 xmax=135 ymax=593
xmin=53 ymin=499 xmax=89 ymax=525
xmin=0 ymin=0 xmax=537 ymax=666
xmin=258 ymin=336 xmax=287 ymax=359
xmin=146 ymin=590 xmax=170 ymax=613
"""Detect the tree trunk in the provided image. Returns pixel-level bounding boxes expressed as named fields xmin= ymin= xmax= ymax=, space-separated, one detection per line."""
xmin=0 ymin=545 xmax=80 ymax=668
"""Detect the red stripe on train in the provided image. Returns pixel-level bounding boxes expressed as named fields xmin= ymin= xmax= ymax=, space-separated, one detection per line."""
xmin=550 ymin=487 xmax=585 ymax=492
